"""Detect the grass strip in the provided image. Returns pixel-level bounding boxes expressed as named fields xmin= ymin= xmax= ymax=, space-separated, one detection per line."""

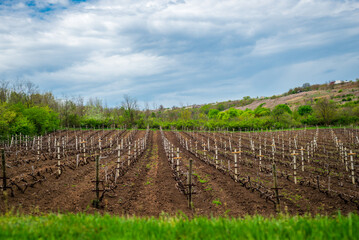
xmin=0 ymin=213 xmax=358 ymax=240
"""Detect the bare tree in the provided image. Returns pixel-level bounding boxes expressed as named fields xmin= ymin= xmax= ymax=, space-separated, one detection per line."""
xmin=122 ymin=95 xmax=138 ymax=126
xmin=0 ymin=80 xmax=10 ymax=102
xmin=144 ymin=102 xmax=150 ymax=120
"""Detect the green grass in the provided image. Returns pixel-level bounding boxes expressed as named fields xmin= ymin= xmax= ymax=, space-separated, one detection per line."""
xmin=212 ymin=199 xmax=222 ymax=206
xmin=0 ymin=213 xmax=358 ymax=240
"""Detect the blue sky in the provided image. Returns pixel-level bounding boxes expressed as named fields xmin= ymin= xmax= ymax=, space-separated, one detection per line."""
xmin=0 ymin=0 xmax=359 ymax=108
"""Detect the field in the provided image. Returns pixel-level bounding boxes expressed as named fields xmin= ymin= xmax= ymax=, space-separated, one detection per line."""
xmin=1 ymin=128 xmax=359 ymax=217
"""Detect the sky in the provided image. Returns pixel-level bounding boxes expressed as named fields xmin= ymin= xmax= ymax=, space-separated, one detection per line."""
xmin=0 ymin=0 xmax=359 ymax=108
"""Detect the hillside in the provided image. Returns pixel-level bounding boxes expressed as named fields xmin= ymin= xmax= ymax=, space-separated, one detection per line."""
xmin=234 ymin=81 xmax=359 ymax=110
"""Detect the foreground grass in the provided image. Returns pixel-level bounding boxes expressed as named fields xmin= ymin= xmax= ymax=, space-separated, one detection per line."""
xmin=0 ymin=213 xmax=358 ymax=240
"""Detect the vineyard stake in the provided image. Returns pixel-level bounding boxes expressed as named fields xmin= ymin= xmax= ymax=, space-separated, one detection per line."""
xmin=37 ymin=136 xmax=40 ymax=160
xmin=215 ymin=144 xmax=218 ymax=169
xmin=349 ymin=150 xmax=356 ymax=184
xmin=291 ymin=150 xmax=298 ymax=184
xmin=171 ymin=144 xmax=174 ymax=167
xmin=300 ymin=147 xmax=304 ymax=171
xmin=83 ymin=141 xmax=86 ymax=163
xmin=344 ymin=148 xmax=348 ymax=172
xmin=116 ymin=145 xmax=121 ymax=181
xmin=188 ymin=158 xmax=193 ymax=209
xmin=57 ymin=141 xmax=60 ymax=160
xmin=176 ymin=148 xmax=180 ymax=176
xmin=1 ymin=149 xmax=7 ymax=193
xmin=258 ymin=145 xmax=263 ymax=172
xmin=272 ymin=163 xmax=281 ymax=213
xmin=233 ymin=149 xmax=238 ymax=181
xmin=128 ymin=143 xmax=131 ymax=166
xmin=94 ymin=155 xmax=100 ymax=208
xmin=195 ymin=141 xmax=198 ymax=157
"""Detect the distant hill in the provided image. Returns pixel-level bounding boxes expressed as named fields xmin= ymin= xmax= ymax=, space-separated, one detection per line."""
xmin=235 ymin=81 xmax=359 ymax=111
xmin=177 ymin=81 xmax=357 ymax=112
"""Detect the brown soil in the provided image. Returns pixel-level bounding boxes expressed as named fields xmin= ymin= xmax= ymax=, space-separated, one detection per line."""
xmin=1 ymin=129 xmax=358 ymax=217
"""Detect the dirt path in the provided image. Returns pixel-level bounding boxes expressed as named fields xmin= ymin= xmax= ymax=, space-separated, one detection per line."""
xmin=106 ymin=130 xmax=191 ymax=216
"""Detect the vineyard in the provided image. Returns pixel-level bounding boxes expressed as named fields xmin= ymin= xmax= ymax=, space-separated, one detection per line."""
xmin=0 ymin=127 xmax=358 ymax=216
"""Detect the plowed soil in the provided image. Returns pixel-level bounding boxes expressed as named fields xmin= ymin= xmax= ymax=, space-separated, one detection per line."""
xmin=1 ymin=130 xmax=358 ymax=217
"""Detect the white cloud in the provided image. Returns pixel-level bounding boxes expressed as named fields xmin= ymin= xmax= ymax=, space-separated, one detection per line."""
xmin=0 ymin=0 xmax=358 ymax=107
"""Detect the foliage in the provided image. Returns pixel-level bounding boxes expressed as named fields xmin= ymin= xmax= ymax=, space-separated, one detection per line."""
xmin=23 ymin=106 xmax=59 ymax=135
xmin=208 ymin=109 xmax=219 ymax=119
xmin=313 ymin=98 xmax=337 ymax=125
xmin=254 ymin=104 xmax=271 ymax=117
xmin=298 ymin=105 xmax=313 ymax=116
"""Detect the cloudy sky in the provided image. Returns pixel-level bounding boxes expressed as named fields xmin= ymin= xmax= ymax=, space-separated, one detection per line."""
xmin=1 ymin=0 xmax=359 ymax=108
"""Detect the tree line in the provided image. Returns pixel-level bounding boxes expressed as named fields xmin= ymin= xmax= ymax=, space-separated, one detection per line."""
xmin=1 ymin=80 xmax=359 ymax=138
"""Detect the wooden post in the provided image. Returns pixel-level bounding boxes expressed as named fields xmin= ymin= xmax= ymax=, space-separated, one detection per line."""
xmin=282 ymin=138 xmax=284 ymax=159
xmin=300 ymin=147 xmax=304 ymax=171
xmin=203 ymin=144 xmax=206 ymax=161
xmin=176 ymin=148 xmax=180 ymax=176
xmin=292 ymin=150 xmax=297 ymax=184
xmin=48 ymin=136 xmax=51 ymax=153
xmin=349 ymin=150 xmax=356 ymax=184
xmin=215 ymin=145 xmax=218 ymax=169
xmin=188 ymin=158 xmax=193 ymax=209
xmin=115 ymin=145 xmax=121 ymax=181
xmin=345 ymin=148 xmax=348 ymax=172
xmin=195 ymin=141 xmax=198 ymax=157
xmin=234 ymin=149 xmax=238 ymax=181
xmin=271 ymin=140 xmax=275 ymax=164
xmin=94 ymin=155 xmax=100 ymax=208
xmin=62 ymin=137 xmax=65 ymax=156
xmin=128 ymin=143 xmax=131 ymax=166
xmin=258 ymin=145 xmax=263 ymax=172
xmin=272 ymin=163 xmax=280 ymax=213
xmin=171 ymin=144 xmax=174 ymax=168
xmin=37 ymin=136 xmax=40 ymax=161
xmin=1 ymin=149 xmax=7 ymax=193
xmin=229 ymin=138 xmax=232 ymax=152
xmin=57 ymin=142 xmax=60 ymax=160
xmin=58 ymin=158 xmax=61 ymax=175
xmin=99 ymin=139 xmax=102 ymax=155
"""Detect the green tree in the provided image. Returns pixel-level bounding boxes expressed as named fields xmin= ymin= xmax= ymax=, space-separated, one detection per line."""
xmin=298 ymin=105 xmax=313 ymax=116
xmin=0 ymin=102 xmax=16 ymax=137
xmin=9 ymin=115 xmax=35 ymax=135
xmin=254 ymin=104 xmax=271 ymax=117
xmin=227 ymin=108 xmax=240 ymax=118
xmin=314 ymin=98 xmax=336 ymax=125
xmin=23 ymin=106 xmax=59 ymax=134
xmin=216 ymin=104 xmax=225 ymax=111
xmin=208 ymin=109 xmax=219 ymax=119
